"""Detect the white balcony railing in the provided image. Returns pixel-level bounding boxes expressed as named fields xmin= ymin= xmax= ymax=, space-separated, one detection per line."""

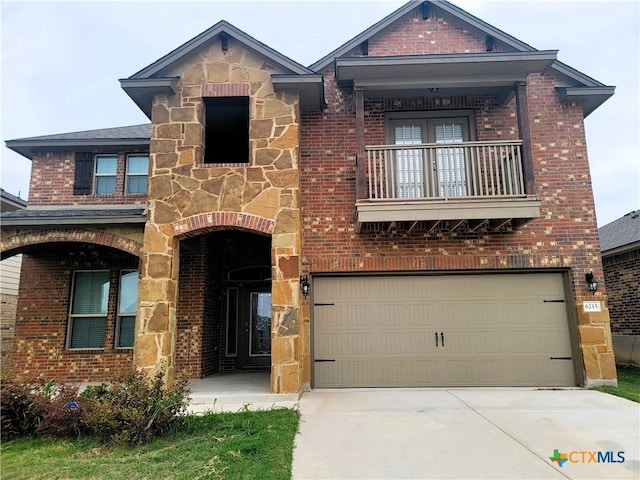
xmin=364 ymin=140 xmax=525 ymax=201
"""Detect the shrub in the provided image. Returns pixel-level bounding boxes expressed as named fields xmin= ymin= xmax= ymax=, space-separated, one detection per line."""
xmin=1 ymin=372 xmax=191 ymax=445
xmin=0 ymin=377 xmax=40 ymax=441
xmin=80 ymin=371 xmax=191 ymax=446
xmin=33 ymin=382 xmax=86 ymax=437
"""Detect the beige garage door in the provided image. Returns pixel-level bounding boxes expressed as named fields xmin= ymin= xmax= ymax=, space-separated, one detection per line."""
xmin=313 ymin=273 xmax=576 ymax=388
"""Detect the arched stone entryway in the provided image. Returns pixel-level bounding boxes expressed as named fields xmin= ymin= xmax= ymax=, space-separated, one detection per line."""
xmin=135 ymin=211 xmax=303 ymax=393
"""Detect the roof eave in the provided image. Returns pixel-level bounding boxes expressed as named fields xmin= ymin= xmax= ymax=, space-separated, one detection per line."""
xmin=272 ymin=74 xmax=326 ymax=112
xmin=120 ymin=77 xmax=180 ymax=119
xmin=5 ymin=138 xmax=150 ymax=161
xmin=602 ymin=240 xmax=640 ymax=257
xmin=557 ymin=86 xmax=615 ymax=117
xmin=0 ymin=214 xmax=147 ymax=227
xmin=335 ymin=51 xmax=558 ymax=90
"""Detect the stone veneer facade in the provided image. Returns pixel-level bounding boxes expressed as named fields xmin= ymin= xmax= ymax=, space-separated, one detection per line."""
xmin=135 ymin=37 xmax=304 ymax=393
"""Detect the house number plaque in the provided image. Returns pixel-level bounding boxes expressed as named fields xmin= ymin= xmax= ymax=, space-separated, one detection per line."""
xmin=583 ymin=301 xmax=601 ymax=313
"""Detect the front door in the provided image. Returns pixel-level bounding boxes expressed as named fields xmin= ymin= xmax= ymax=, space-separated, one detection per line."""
xmin=238 ymin=289 xmax=272 ymax=368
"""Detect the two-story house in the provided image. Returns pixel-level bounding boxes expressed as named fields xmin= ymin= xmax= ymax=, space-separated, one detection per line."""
xmin=1 ymin=0 xmax=617 ymax=392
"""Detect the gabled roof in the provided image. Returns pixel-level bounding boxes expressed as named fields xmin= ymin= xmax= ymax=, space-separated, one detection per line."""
xmin=5 ymin=124 xmax=151 ymax=160
xmin=1 ymin=189 xmax=27 ymax=210
xmin=310 ymin=0 xmax=613 ymax=116
xmin=599 ymin=210 xmax=640 ymax=255
xmin=121 ymin=20 xmax=324 ymax=116
xmin=130 ymin=20 xmax=313 ymax=79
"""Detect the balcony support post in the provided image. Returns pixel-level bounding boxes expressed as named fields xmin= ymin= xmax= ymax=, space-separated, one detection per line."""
xmin=515 ymin=81 xmax=535 ymax=195
xmin=355 ymin=87 xmax=367 ymax=200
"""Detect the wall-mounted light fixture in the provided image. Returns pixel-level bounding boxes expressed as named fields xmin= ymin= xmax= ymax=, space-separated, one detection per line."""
xmin=585 ymin=271 xmax=598 ymax=294
xmin=300 ymin=275 xmax=310 ymax=297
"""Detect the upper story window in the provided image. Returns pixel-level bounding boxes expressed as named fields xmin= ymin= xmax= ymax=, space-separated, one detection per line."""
xmin=125 ymin=155 xmax=149 ymax=195
xmin=73 ymin=152 xmax=148 ymax=196
xmin=204 ymin=96 xmax=249 ymax=164
xmin=94 ymin=155 xmax=118 ymax=195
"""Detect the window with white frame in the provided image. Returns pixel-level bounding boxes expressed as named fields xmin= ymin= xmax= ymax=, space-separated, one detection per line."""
xmin=68 ymin=271 xmax=110 ymax=349
xmin=125 ymin=155 xmax=149 ymax=195
xmin=115 ymin=270 xmax=138 ymax=348
xmin=94 ymin=155 xmax=118 ymax=195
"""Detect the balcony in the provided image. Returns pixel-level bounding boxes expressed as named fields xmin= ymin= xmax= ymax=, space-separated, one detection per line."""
xmin=355 ymin=140 xmax=541 ymax=233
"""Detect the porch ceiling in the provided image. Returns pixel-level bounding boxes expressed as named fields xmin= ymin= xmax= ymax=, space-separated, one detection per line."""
xmin=355 ymin=196 xmax=541 ymax=233
xmin=335 ymin=50 xmax=558 ymax=92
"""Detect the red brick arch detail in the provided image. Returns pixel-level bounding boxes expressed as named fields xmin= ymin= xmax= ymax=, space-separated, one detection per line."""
xmin=1 ymin=228 xmax=143 ymax=258
xmin=169 ymin=212 xmax=275 ymax=238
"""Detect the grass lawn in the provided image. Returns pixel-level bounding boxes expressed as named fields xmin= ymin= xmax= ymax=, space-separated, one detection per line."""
xmin=1 ymin=408 xmax=298 ymax=480
xmin=594 ymin=365 xmax=640 ymax=403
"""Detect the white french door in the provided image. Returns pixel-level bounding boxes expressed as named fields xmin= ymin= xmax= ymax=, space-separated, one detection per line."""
xmin=391 ymin=116 xmax=470 ymax=198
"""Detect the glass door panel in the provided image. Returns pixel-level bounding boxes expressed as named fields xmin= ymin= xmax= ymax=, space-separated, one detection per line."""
xmin=434 ymin=121 xmax=467 ymax=197
xmin=250 ymin=292 xmax=271 ymax=356
xmin=394 ymin=123 xmax=425 ymax=198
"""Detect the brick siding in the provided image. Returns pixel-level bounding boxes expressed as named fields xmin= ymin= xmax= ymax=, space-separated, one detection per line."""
xmin=603 ymin=249 xmax=640 ymax=334
xmin=11 ymin=244 xmax=139 ymax=382
xmin=28 ymin=151 xmax=148 ymax=206
xmin=300 ymin=22 xmax=602 ymax=302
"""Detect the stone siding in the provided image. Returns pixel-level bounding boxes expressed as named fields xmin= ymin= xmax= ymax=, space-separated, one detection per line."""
xmin=136 ymin=37 xmax=303 ymax=393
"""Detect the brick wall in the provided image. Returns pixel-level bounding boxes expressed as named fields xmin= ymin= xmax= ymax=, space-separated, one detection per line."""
xmin=12 ymin=244 xmax=139 ymax=382
xmin=300 ymin=18 xmax=602 ymax=299
xmin=603 ymin=249 xmax=640 ymax=334
xmin=367 ymin=9 xmax=496 ymax=56
xmin=28 ymin=151 xmax=148 ymax=206
xmin=174 ymin=230 xmax=272 ymax=378
xmin=176 ymin=236 xmax=208 ymax=378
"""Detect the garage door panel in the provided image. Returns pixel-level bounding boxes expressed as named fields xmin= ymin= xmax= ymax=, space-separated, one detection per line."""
xmin=380 ymin=360 xmax=440 ymax=385
xmin=313 ymin=274 xmax=575 ymax=388
xmin=379 ymin=303 xmax=438 ymax=327
xmin=381 ymin=331 xmax=433 ymax=354
xmin=316 ymin=361 xmax=376 ymax=387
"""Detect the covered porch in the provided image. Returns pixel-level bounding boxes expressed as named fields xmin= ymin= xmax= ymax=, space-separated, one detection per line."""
xmin=186 ymin=372 xmax=300 ymax=413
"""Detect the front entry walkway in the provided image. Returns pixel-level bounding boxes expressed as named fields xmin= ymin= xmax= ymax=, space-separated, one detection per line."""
xmin=187 ymin=372 xmax=299 ymax=413
xmin=292 ymin=388 xmax=640 ymax=479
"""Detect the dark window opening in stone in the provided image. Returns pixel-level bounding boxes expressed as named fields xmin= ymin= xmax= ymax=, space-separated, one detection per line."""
xmin=204 ymin=96 xmax=249 ymax=164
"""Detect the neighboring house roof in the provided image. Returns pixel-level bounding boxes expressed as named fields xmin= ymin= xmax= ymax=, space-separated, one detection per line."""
xmin=599 ymin=210 xmax=640 ymax=256
xmin=310 ymin=0 xmax=613 ymax=116
xmin=0 ymin=207 xmax=147 ymax=227
xmin=1 ymin=189 xmax=27 ymax=211
xmin=5 ymin=124 xmax=151 ymax=160
xmin=120 ymin=20 xmax=324 ymax=117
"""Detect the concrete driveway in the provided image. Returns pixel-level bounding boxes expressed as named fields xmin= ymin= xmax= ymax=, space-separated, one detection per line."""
xmin=292 ymin=389 xmax=639 ymax=479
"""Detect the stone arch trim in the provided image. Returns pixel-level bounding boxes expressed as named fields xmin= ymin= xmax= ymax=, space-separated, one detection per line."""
xmin=168 ymin=212 xmax=275 ymax=238
xmin=1 ymin=228 xmax=143 ymax=258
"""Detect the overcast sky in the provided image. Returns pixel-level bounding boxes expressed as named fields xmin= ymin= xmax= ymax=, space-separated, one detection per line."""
xmin=1 ymin=0 xmax=638 ymax=226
